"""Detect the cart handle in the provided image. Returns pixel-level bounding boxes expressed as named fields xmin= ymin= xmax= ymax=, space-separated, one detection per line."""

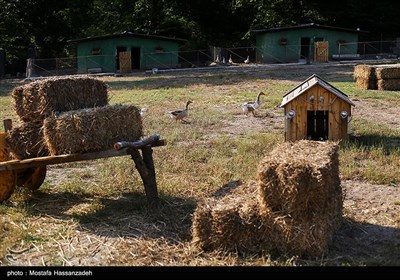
xmin=114 ymin=134 xmax=166 ymax=150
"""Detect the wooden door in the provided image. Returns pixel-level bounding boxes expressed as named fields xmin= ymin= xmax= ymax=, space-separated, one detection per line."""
xmin=314 ymin=41 xmax=329 ymax=62
xmin=119 ymin=51 xmax=132 ymax=73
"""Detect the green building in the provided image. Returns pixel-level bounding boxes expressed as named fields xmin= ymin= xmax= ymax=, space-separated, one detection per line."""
xmin=68 ymin=32 xmax=185 ymax=73
xmin=253 ymin=23 xmax=364 ymax=63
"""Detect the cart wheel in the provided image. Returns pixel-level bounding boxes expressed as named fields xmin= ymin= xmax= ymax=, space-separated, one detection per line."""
xmin=17 ymin=166 xmax=47 ymax=190
xmin=0 ymin=149 xmax=16 ymax=203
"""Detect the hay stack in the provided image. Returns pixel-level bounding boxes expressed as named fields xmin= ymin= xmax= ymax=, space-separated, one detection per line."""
xmin=43 ymin=104 xmax=143 ymax=155
xmin=12 ymin=76 xmax=108 ymax=122
xmin=5 ymin=121 xmax=49 ymax=160
xmin=375 ymin=65 xmax=400 ymax=79
xmin=353 ymin=64 xmax=377 ymax=80
xmin=192 ymin=181 xmax=271 ymax=253
xmin=257 ymin=140 xmax=342 ymax=256
xmin=6 ymin=76 xmax=111 ymax=159
xmin=353 ymin=64 xmax=400 ymax=91
xmin=192 ymin=140 xmax=343 ymax=257
xmin=375 ymin=65 xmax=400 ymax=90
xmin=353 ymin=64 xmax=377 ymax=90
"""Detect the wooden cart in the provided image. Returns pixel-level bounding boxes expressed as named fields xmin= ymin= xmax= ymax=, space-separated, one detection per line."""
xmin=0 ymin=119 xmax=165 ymax=205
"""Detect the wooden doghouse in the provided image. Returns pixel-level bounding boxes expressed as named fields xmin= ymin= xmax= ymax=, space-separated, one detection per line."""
xmin=280 ymin=74 xmax=354 ymax=141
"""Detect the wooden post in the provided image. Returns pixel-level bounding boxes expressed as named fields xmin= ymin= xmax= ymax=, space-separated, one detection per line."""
xmin=3 ymin=119 xmax=12 ymax=132
xmin=114 ymin=134 xmax=165 ymax=206
xmin=130 ymin=147 xmax=159 ymax=206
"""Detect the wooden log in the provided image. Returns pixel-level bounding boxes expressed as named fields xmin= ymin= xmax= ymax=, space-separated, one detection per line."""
xmin=3 ymin=119 xmax=12 ymax=132
xmin=114 ymin=134 xmax=165 ymax=150
xmin=0 ymin=148 xmax=132 ymax=171
xmin=130 ymin=148 xmax=159 ymax=206
xmin=0 ymin=135 xmax=166 ymax=171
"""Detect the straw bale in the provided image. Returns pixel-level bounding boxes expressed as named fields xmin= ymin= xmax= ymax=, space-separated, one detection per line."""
xmin=5 ymin=120 xmax=49 ymax=160
xmin=192 ymin=140 xmax=343 ymax=257
xmin=355 ymin=77 xmax=377 ymax=90
xmin=12 ymin=76 xmax=108 ymax=122
xmin=192 ymin=181 xmax=271 ymax=252
xmin=375 ymin=65 xmax=400 ymax=79
xmin=256 ymin=209 xmax=337 ymax=257
xmin=257 ymin=140 xmax=341 ymax=217
xmin=353 ymin=64 xmax=376 ymax=80
xmin=377 ymin=78 xmax=400 ymax=91
xmin=43 ymin=104 xmax=143 ymax=155
xmin=256 ymin=140 xmax=343 ymax=256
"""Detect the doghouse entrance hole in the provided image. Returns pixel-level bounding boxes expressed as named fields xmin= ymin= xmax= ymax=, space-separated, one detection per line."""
xmin=307 ymin=110 xmax=329 ymax=140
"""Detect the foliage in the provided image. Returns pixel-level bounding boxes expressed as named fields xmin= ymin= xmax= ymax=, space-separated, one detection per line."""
xmin=1 ymin=0 xmax=400 ymax=73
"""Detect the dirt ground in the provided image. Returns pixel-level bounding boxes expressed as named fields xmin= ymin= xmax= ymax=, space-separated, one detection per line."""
xmin=1 ymin=61 xmax=399 ymax=266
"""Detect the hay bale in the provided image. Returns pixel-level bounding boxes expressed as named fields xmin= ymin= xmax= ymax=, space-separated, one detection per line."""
xmin=354 ymin=65 xmax=378 ymax=90
xmin=12 ymin=76 xmax=108 ymax=122
xmin=257 ymin=140 xmax=342 ymax=219
xmin=192 ymin=181 xmax=270 ymax=252
xmin=257 ymin=140 xmax=343 ymax=256
xmin=43 ymin=104 xmax=143 ymax=155
xmin=375 ymin=65 xmax=400 ymax=79
xmin=377 ymin=78 xmax=400 ymax=91
xmin=192 ymin=140 xmax=343 ymax=258
xmin=355 ymin=77 xmax=377 ymax=90
xmin=5 ymin=121 xmax=49 ymax=160
xmin=353 ymin=64 xmax=376 ymax=80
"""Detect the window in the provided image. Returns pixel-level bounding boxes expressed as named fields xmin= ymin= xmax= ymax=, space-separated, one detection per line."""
xmin=279 ymin=38 xmax=288 ymax=45
xmin=91 ymin=48 xmax=101 ymax=55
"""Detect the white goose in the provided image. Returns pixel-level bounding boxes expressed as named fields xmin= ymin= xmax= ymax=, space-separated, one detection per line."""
xmin=244 ymin=56 xmax=250 ymax=64
xmin=169 ymin=100 xmax=193 ymax=123
xmin=240 ymin=91 xmax=265 ymax=116
xmin=140 ymin=107 xmax=148 ymax=117
xmin=228 ymin=55 xmax=233 ymax=64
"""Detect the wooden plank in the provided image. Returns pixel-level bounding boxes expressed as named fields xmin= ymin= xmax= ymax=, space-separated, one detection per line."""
xmin=119 ymin=51 xmax=132 ymax=73
xmin=114 ymin=134 xmax=166 ymax=150
xmin=131 ymin=147 xmax=158 ymax=206
xmin=0 ymin=149 xmax=130 ymax=171
xmin=0 ymin=135 xmax=166 ymax=171
xmin=314 ymin=41 xmax=329 ymax=63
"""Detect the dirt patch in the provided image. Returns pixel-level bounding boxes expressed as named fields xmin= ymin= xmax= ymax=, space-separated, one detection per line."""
xmin=324 ymin=180 xmax=400 ymax=266
xmin=352 ymin=98 xmax=400 ymax=130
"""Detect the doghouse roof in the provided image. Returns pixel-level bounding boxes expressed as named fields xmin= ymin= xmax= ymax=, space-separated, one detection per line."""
xmin=280 ymin=74 xmax=355 ymax=107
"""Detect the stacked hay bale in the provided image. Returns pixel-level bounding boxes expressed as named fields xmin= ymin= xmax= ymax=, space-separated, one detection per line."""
xmin=257 ymin=140 xmax=342 ymax=256
xmin=6 ymin=120 xmax=48 ymax=160
xmin=354 ymin=64 xmax=400 ymax=91
xmin=192 ymin=181 xmax=272 ymax=253
xmin=192 ymin=140 xmax=343 ymax=257
xmin=375 ymin=65 xmax=400 ymax=90
xmin=353 ymin=64 xmax=377 ymax=90
xmin=6 ymin=76 xmax=143 ymax=158
xmin=43 ymin=105 xmax=142 ymax=155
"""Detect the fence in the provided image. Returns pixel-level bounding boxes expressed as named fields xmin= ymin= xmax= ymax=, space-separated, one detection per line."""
xmin=25 ymin=41 xmax=399 ymax=78
xmin=335 ymin=40 xmax=399 ymax=60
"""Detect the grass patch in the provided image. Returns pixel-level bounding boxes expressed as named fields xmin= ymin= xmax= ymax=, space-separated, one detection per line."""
xmin=0 ymin=64 xmax=399 ymax=266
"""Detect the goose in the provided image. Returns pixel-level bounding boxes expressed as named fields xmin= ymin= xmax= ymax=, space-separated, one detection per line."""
xmin=140 ymin=107 xmax=148 ymax=117
xmin=228 ymin=55 xmax=233 ymax=64
xmin=244 ymin=56 xmax=250 ymax=64
xmin=240 ymin=91 xmax=265 ymax=116
xmin=215 ymin=55 xmax=220 ymax=63
xmin=169 ymin=100 xmax=193 ymax=123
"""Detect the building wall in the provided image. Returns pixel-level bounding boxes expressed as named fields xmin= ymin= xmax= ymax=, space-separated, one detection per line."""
xmin=256 ymin=27 xmax=358 ymax=63
xmin=76 ymin=37 xmax=179 ymax=73
xmin=283 ymin=85 xmax=352 ymax=141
